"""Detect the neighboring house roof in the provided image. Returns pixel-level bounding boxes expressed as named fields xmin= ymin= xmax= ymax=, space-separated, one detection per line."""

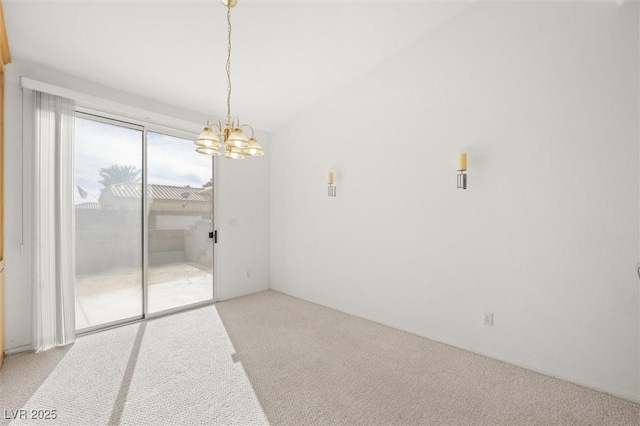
xmin=76 ymin=202 xmax=101 ymax=210
xmin=103 ymin=183 xmax=211 ymax=202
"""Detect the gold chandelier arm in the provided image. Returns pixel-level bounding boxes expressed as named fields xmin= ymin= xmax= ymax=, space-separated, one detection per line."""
xmin=206 ymin=116 xmax=223 ymax=129
xmin=226 ymin=2 xmax=232 ymax=124
xmin=240 ymin=123 xmax=255 ymax=138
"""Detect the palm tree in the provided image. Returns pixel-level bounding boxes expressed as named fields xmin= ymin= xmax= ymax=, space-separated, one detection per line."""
xmin=98 ymin=164 xmax=141 ymax=191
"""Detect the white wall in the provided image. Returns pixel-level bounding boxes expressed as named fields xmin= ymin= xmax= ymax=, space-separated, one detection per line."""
xmin=270 ymin=2 xmax=640 ymax=401
xmin=3 ymin=61 xmax=270 ymax=352
xmin=216 ymin=132 xmax=271 ymax=301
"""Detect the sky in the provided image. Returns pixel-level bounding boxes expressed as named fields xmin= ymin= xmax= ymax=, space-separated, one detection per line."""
xmin=74 ymin=116 xmax=212 ymax=205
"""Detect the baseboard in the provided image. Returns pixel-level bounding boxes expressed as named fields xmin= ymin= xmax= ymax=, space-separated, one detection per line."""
xmin=384 ymin=326 xmax=639 ymax=403
xmin=270 ymin=288 xmax=640 ymax=405
xmin=467 ymin=346 xmax=640 ymax=404
xmin=4 ymin=344 xmax=33 ymax=356
xmin=218 ymin=287 xmax=270 ymax=303
xmin=390 ymin=325 xmax=640 ymax=404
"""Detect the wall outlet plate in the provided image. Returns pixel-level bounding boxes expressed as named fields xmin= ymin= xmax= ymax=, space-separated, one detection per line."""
xmin=483 ymin=312 xmax=494 ymax=326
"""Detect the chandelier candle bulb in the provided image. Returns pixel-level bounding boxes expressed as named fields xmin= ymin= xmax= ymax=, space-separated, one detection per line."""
xmin=328 ymin=172 xmax=334 ymax=185
xmin=458 ymin=153 xmax=467 ymax=171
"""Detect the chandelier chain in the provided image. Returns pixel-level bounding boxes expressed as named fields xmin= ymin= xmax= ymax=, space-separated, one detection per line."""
xmin=226 ymin=3 xmax=232 ymax=124
xmin=194 ymin=0 xmax=264 ymax=158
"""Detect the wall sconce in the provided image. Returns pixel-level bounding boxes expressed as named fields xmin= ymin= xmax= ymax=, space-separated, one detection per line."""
xmin=328 ymin=172 xmax=336 ymax=197
xmin=457 ymin=153 xmax=467 ymax=190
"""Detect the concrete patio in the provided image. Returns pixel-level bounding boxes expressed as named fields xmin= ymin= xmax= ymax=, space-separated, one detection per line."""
xmin=75 ymin=262 xmax=213 ymax=330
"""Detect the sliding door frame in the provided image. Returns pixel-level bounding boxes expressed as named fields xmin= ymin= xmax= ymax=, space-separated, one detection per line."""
xmin=74 ymin=107 xmax=217 ymax=335
xmin=143 ymin=126 xmax=217 ymax=321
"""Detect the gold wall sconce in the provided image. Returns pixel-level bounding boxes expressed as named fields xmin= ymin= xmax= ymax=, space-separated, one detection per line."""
xmin=457 ymin=153 xmax=467 ymax=190
xmin=328 ymin=172 xmax=336 ymax=197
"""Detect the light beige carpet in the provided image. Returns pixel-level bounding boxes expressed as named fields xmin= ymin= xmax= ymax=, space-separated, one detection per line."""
xmin=0 ymin=303 xmax=267 ymax=425
xmin=216 ymin=291 xmax=639 ymax=426
xmin=1 ymin=289 xmax=638 ymax=425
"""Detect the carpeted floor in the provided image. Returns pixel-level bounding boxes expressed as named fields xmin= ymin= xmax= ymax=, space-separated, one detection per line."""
xmin=0 ymin=301 xmax=267 ymax=425
xmin=1 ymin=290 xmax=638 ymax=425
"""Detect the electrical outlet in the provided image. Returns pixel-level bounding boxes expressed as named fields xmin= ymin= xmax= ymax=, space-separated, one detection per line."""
xmin=483 ymin=312 xmax=493 ymax=326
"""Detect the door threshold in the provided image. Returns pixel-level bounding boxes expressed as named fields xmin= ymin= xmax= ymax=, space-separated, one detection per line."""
xmin=76 ymin=299 xmax=218 ymax=338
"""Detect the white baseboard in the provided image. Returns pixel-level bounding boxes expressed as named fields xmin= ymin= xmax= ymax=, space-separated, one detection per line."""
xmin=271 ymin=289 xmax=640 ymax=404
xmin=4 ymin=344 xmax=33 ymax=356
xmin=466 ymin=347 xmax=640 ymax=404
xmin=387 ymin=325 xmax=639 ymax=403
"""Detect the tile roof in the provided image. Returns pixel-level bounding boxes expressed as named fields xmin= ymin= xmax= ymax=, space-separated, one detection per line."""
xmin=76 ymin=202 xmax=102 ymax=210
xmin=105 ymin=183 xmax=211 ymax=202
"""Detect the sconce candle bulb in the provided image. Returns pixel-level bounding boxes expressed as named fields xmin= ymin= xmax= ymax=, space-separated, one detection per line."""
xmin=458 ymin=153 xmax=467 ymax=171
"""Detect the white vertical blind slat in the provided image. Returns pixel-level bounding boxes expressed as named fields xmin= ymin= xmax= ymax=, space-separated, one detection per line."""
xmin=33 ymin=92 xmax=76 ymax=351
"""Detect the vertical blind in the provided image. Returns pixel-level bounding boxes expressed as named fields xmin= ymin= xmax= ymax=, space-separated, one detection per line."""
xmin=33 ymin=91 xmax=76 ymax=351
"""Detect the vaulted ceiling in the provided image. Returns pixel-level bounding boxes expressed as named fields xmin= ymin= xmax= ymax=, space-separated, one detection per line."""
xmin=5 ymin=0 xmax=471 ymax=131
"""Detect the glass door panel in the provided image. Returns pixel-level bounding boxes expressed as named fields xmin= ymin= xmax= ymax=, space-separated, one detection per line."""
xmin=74 ymin=115 xmax=144 ymax=330
xmin=146 ymin=131 xmax=214 ymax=313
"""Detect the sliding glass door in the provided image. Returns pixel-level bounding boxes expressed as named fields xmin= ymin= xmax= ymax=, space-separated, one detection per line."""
xmin=146 ymin=131 xmax=214 ymax=313
xmin=74 ymin=115 xmax=144 ymax=330
xmin=73 ymin=114 xmax=214 ymax=332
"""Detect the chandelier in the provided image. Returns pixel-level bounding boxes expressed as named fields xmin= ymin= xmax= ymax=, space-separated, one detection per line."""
xmin=194 ymin=0 xmax=263 ymax=159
